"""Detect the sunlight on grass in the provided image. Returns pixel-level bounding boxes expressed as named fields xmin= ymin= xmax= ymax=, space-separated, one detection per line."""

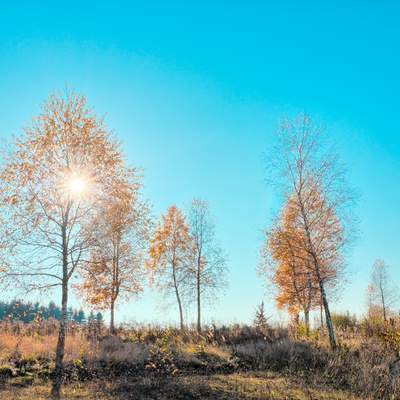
xmin=0 ymin=383 xmax=96 ymax=400
xmin=209 ymin=373 xmax=366 ymax=400
xmin=0 ymin=375 xmax=367 ymax=400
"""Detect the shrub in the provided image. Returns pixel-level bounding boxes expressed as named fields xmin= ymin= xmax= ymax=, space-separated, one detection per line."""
xmin=232 ymin=338 xmax=326 ymax=372
xmin=331 ymin=312 xmax=358 ymax=331
xmin=97 ymin=336 xmax=149 ymax=365
xmin=0 ymin=364 xmax=15 ymax=379
xmin=360 ymin=316 xmax=386 ymax=337
xmin=145 ymin=338 xmax=178 ymax=376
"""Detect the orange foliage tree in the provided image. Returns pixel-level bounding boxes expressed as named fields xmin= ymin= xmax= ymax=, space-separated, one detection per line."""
xmin=77 ymin=166 xmax=151 ymax=334
xmin=262 ymin=115 xmax=354 ymax=349
xmin=268 ymin=196 xmax=326 ymax=334
xmin=147 ymin=205 xmax=193 ymax=330
xmin=0 ymin=92 xmax=130 ymax=398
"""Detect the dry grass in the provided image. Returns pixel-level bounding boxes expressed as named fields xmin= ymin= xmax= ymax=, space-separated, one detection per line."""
xmin=0 ymin=332 xmax=93 ymax=361
xmin=1 ymin=322 xmax=399 ymax=399
xmin=0 ymin=373 xmax=366 ymax=400
xmin=180 ymin=342 xmax=231 ymax=360
xmin=209 ymin=373 xmax=367 ymax=400
xmin=0 ymin=381 xmax=102 ymax=400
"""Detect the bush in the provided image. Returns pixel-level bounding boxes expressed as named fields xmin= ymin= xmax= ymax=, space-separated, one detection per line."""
xmin=331 ymin=312 xmax=358 ymax=330
xmin=145 ymin=338 xmax=178 ymax=376
xmin=97 ymin=336 xmax=149 ymax=365
xmin=232 ymin=338 xmax=326 ymax=372
xmin=0 ymin=364 xmax=15 ymax=379
xmin=232 ymin=336 xmax=400 ymax=399
xmin=360 ymin=316 xmax=386 ymax=337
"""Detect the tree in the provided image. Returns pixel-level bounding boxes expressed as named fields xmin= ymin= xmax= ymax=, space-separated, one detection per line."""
xmin=77 ymin=167 xmax=151 ymax=334
xmin=95 ymin=312 xmax=104 ymax=323
xmin=88 ymin=310 xmax=96 ymax=323
xmin=0 ymin=92 xmax=128 ymax=398
xmin=263 ymin=115 xmax=355 ymax=349
xmin=266 ymin=197 xmax=324 ymax=335
xmin=73 ymin=309 xmax=86 ymax=324
xmin=48 ymin=301 xmax=62 ymax=320
xmin=368 ymin=259 xmax=397 ymax=322
xmin=147 ymin=205 xmax=193 ymax=330
xmin=188 ymin=198 xmax=226 ymax=332
xmin=254 ymin=301 xmax=269 ymax=332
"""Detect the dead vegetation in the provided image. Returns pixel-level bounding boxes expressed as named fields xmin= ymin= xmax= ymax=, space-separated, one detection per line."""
xmin=0 ymin=318 xmax=400 ymax=399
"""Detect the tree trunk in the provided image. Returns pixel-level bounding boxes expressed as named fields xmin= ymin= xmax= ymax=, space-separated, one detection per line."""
xmin=176 ymin=287 xmax=184 ymax=330
xmin=110 ymin=242 xmax=119 ymax=335
xmin=305 ymin=227 xmax=336 ymax=348
xmin=172 ymin=262 xmax=184 ymax=330
xmin=51 ymin=278 xmax=68 ymax=399
xmin=320 ymin=302 xmax=324 ymax=329
xmin=110 ymin=299 xmax=115 ymax=335
xmin=380 ymin=284 xmax=387 ymax=322
xmin=51 ymin=213 xmax=70 ymax=399
xmin=197 ymin=268 xmax=201 ymax=333
xmin=296 ymin=189 xmax=337 ymax=349
xmin=310 ymin=251 xmax=336 ymax=349
xmin=382 ymin=304 xmax=387 ymax=322
xmin=319 ymin=280 xmax=336 ymax=350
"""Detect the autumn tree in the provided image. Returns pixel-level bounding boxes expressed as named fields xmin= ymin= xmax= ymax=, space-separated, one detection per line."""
xmin=188 ymin=198 xmax=226 ymax=332
xmin=266 ymin=195 xmax=333 ymax=335
xmin=368 ymin=259 xmax=397 ymax=322
xmin=0 ymin=92 xmax=129 ymax=398
xmin=77 ymin=167 xmax=151 ymax=334
xmin=263 ymin=115 xmax=355 ymax=349
xmin=274 ymin=262 xmax=317 ymax=334
xmin=147 ymin=205 xmax=193 ymax=330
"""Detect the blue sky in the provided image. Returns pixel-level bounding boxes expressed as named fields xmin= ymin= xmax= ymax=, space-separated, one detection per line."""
xmin=0 ymin=2 xmax=399 ymax=325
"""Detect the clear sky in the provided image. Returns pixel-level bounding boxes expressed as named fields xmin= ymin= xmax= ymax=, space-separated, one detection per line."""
xmin=0 ymin=2 xmax=399 ymax=326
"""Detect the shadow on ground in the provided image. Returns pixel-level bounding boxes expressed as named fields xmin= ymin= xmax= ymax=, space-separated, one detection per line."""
xmin=99 ymin=372 xmax=358 ymax=400
xmin=103 ymin=375 xmax=266 ymax=400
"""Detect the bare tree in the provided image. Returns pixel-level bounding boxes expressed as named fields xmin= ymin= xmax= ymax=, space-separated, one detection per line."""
xmin=369 ymin=259 xmax=397 ymax=322
xmin=188 ymin=198 xmax=226 ymax=332
xmin=264 ymin=114 xmax=355 ymax=349
xmin=0 ymin=92 xmax=129 ymax=398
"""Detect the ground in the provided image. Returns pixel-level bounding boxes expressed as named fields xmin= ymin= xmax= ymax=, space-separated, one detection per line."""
xmin=0 ymin=372 xmax=365 ymax=400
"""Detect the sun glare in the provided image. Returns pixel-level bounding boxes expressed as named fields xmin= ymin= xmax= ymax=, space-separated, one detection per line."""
xmin=69 ymin=178 xmax=85 ymax=195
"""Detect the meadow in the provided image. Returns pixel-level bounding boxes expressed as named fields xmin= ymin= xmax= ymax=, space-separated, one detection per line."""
xmin=1 ymin=314 xmax=400 ymax=399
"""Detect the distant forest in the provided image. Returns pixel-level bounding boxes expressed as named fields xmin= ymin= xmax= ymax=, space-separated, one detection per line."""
xmin=0 ymin=300 xmax=103 ymax=324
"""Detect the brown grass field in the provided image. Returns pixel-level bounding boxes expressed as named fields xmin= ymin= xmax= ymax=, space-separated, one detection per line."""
xmin=1 ymin=373 xmax=365 ymax=400
xmin=0 ymin=318 xmax=399 ymax=399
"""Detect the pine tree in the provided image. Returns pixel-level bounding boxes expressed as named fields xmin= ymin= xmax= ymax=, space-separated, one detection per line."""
xmin=254 ymin=301 xmax=269 ymax=331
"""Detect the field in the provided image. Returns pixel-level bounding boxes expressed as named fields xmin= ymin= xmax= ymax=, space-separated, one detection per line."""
xmin=1 ymin=373 xmax=365 ymax=400
xmin=1 ymin=318 xmax=399 ymax=399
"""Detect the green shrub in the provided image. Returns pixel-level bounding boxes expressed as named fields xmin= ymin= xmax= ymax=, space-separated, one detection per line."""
xmin=331 ymin=312 xmax=358 ymax=330
xmin=0 ymin=364 xmax=15 ymax=378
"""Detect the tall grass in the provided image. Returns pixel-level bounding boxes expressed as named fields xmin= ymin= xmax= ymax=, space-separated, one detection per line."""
xmin=1 ymin=317 xmax=400 ymax=399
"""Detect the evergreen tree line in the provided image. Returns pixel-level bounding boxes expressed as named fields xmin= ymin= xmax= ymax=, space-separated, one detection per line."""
xmin=0 ymin=300 xmax=103 ymax=324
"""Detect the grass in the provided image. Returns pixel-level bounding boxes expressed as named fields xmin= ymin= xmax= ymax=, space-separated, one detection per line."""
xmin=0 ymin=381 xmax=96 ymax=399
xmin=0 ymin=372 xmax=366 ymax=400
xmin=0 ymin=321 xmax=399 ymax=399
xmin=0 ymin=332 xmax=93 ymax=361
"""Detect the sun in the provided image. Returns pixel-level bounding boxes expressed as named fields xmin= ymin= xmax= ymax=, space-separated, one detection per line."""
xmin=68 ymin=178 xmax=85 ymax=195
xmin=61 ymin=168 xmax=91 ymax=199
